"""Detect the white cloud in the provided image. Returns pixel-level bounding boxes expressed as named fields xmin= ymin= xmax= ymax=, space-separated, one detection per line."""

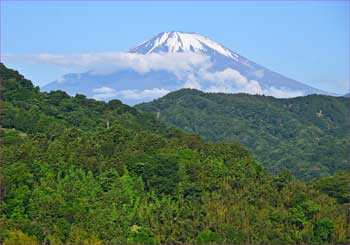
xmin=182 ymin=73 xmax=202 ymax=90
xmin=118 ymin=88 xmax=170 ymax=100
xmin=200 ymin=68 xmax=263 ymax=94
xmin=92 ymin=86 xmax=117 ymax=100
xmin=8 ymin=52 xmax=210 ymax=76
xmin=92 ymin=87 xmax=170 ymax=101
xmin=92 ymin=92 xmax=118 ymax=100
xmin=6 ymin=52 xmax=305 ymax=99
xmin=263 ymin=87 xmax=304 ymax=98
xmin=92 ymin=86 xmax=116 ymax=93
xmin=196 ymin=68 xmax=303 ymax=98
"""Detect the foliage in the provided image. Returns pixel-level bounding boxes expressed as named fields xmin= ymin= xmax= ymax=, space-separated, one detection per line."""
xmin=136 ymin=88 xmax=350 ymax=180
xmin=311 ymin=171 xmax=350 ymax=204
xmin=1 ymin=64 xmax=349 ymax=244
xmin=3 ymin=230 xmax=38 ymax=245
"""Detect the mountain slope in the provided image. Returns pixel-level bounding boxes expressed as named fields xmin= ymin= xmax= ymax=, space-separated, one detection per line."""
xmin=2 ymin=63 xmax=350 ymax=244
xmin=136 ymin=89 xmax=350 ymax=180
xmin=42 ymin=31 xmax=326 ymax=105
xmin=130 ymin=31 xmax=324 ymax=94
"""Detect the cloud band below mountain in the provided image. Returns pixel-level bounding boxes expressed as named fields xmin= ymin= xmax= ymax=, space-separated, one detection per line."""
xmin=6 ymin=52 xmax=304 ymax=101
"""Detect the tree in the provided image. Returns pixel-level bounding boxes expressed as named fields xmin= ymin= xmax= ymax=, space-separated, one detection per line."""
xmin=3 ymin=230 xmax=38 ymax=245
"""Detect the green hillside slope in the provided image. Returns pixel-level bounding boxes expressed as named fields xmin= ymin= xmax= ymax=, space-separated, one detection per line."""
xmin=1 ymin=64 xmax=349 ymax=244
xmin=136 ymin=89 xmax=350 ymax=180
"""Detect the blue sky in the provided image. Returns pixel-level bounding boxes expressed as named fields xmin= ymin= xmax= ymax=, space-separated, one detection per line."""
xmin=1 ymin=1 xmax=349 ymax=94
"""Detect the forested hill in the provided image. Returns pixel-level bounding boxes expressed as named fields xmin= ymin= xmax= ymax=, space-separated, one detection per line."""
xmin=1 ymin=63 xmax=350 ymax=244
xmin=1 ymin=63 xmax=169 ymax=135
xmin=136 ymin=88 xmax=350 ymax=180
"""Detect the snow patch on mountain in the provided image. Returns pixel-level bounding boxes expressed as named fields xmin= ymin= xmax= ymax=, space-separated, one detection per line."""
xmin=130 ymin=31 xmax=238 ymax=59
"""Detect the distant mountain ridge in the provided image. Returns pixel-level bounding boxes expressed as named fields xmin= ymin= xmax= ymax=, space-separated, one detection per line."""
xmin=136 ymin=88 xmax=350 ymax=180
xmin=42 ymin=31 xmax=327 ymax=104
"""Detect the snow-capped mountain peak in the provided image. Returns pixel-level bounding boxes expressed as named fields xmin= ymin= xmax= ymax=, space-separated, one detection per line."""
xmin=130 ymin=31 xmax=238 ymax=59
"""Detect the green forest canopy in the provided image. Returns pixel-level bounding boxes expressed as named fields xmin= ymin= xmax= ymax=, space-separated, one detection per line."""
xmin=1 ymin=64 xmax=350 ymax=244
xmin=136 ymin=88 xmax=350 ymax=180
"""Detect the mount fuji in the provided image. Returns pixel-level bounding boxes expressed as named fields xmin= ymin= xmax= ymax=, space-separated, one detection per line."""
xmin=42 ymin=31 xmax=326 ymax=104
